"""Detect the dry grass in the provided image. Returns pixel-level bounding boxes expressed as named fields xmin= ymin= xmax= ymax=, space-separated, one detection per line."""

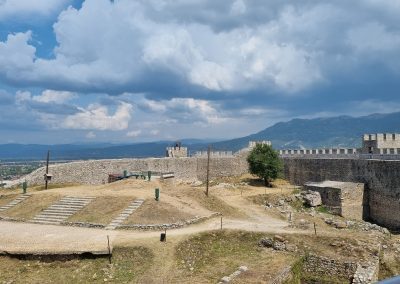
xmin=174 ymin=230 xmax=295 ymax=283
xmin=67 ymin=196 xmax=134 ymax=225
xmin=2 ymin=194 xmax=61 ymax=220
xmin=0 ymin=246 xmax=153 ymax=284
xmin=0 ymin=193 xmax=18 ymax=207
xmin=124 ymin=199 xmax=195 ymax=225
xmin=30 ymin=183 xmax=80 ymax=191
xmin=182 ymin=187 xmax=245 ymax=218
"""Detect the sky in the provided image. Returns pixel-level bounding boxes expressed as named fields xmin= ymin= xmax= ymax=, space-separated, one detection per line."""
xmin=0 ymin=0 xmax=400 ymax=144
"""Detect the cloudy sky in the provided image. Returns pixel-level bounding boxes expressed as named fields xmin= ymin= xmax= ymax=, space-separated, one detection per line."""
xmin=1 ymin=0 xmax=400 ymax=144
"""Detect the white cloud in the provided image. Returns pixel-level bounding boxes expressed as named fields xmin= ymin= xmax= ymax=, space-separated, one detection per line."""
xmin=32 ymin=90 xmax=76 ymax=104
xmin=62 ymin=102 xmax=133 ymax=131
xmin=86 ymin=131 xmax=96 ymax=139
xmin=150 ymin=129 xmax=160 ymax=136
xmin=0 ymin=0 xmax=70 ymax=20
xmin=230 ymin=0 xmax=247 ymax=15
xmin=15 ymin=90 xmax=32 ymax=104
xmin=139 ymin=97 xmax=226 ymax=125
xmin=127 ymin=130 xmax=142 ymax=137
xmin=0 ymin=0 xmax=328 ymax=94
xmin=0 ymin=0 xmax=399 ymax=109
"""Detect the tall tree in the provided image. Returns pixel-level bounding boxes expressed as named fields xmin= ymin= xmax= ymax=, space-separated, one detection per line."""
xmin=247 ymin=144 xmax=283 ymax=187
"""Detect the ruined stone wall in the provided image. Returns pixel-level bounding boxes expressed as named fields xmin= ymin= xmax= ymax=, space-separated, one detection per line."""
xmin=304 ymin=181 xmax=364 ymax=220
xmin=341 ymin=183 xmax=365 ymax=221
xmin=283 ymin=158 xmax=400 ymax=230
xmin=303 ymin=254 xmax=358 ymax=280
xmin=17 ymin=156 xmax=249 ymax=186
xmin=304 ymin=183 xmax=342 ymax=215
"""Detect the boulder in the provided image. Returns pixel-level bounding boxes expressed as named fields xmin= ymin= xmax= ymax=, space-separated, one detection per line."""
xmin=259 ymin=238 xmax=274 ymax=248
xmin=303 ymin=191 xmax=322 ymax=207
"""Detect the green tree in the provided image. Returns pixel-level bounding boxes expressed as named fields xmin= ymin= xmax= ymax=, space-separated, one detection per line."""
xmin=247 ymin=143 xmax=283 ymax=187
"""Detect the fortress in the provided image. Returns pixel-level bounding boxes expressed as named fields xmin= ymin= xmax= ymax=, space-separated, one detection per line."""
xmin=12 ymin=135 xmax=400 ymax=230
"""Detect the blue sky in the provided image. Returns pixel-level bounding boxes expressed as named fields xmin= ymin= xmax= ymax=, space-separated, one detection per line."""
xmin=0 ymin=0 xmax=400 ymax=144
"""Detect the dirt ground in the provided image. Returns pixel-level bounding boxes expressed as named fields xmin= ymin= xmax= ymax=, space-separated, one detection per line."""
xmin=0 ymin=175 xmax=394 ymax=283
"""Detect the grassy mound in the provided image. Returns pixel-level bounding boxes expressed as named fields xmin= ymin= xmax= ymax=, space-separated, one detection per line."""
xmin=175 ymin=230 xmax=294 ymax=283
xmin=68 ymin=196 xmax=134 ymax=225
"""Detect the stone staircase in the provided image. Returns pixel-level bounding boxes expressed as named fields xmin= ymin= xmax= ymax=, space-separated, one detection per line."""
xmin=0 ymin=194 xmax=31 ymax=212
xmin=31 ymin=196 xmax=95 ymax=225
xmin=105 ymin=198 xmax=145 ymax=230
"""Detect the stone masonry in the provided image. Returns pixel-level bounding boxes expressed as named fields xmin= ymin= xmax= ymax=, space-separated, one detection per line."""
xmin=283 ymin=158 xmax=400 ymax=230
xmin=304 ymin=181 xmax=364 ymax=220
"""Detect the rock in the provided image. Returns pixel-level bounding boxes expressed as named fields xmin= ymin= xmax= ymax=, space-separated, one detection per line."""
xmin=238 ymin=266 xmax=248 ymax=272
xmin=278 ymin=199 xmax=285 ymax=206
xmin=324 ymin=218 xmax=334 ymax=225
xmin=273 ymin=235 xmax=285 ymax=242
xmin=285 ymin=244 xmax=298 ymax=252
xmin=220 ymin=276 xmax=231 ymax=283
xmin=273 ymin=241 xmax=286 ymax=251
xmin=191 ymin=180 xmax=203 ymax=186
xmin=334 ymin=221 xmax=348 ymax=229
xmin=259 ymin=238 xmax=274 ymax=248
xmin=303 ymin=191 xmax=322 ymax=207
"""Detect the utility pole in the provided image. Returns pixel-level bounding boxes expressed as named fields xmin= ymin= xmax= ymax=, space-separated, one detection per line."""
xmin=45 ymin=150 xmax=50 ymax=190
xmin=205 ymin=145 xmax=211 ymax=197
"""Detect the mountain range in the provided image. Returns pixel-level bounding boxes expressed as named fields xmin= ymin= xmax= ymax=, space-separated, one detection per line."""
xmin=1 ymin=111 xmax=400 ymax=161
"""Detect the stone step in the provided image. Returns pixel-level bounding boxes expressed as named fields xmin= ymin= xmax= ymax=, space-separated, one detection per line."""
xmin=40 ymin=211 xmax=74 ymax=216
xmin=58 ymin=200 xmax=91 ymax=204
xmin=0 ymin=194 xmax=32 ymax=211
xmin=30 ymin=196 xmax=95 ymax=225
xmin=57 ymin=201 xmax=90 ymax=204
xmin=32 ymin=217 xmax=66 ymax=223
xmin=31 ymin=220 xmax=61 ymax=225
xmin=61 ymin=198 xmax=94 ymax=202
xmin=47 ymin=205 xmax=85 ymax=210
xmin=33 ymin=216 xmax=67 ymax=221
xmin=42 ymin=210 xmax=77 ymax=214
xmin=104 ymin=198 xmax=145 ymax=230
xmin=33 ymin=215 xmax=68 ymax=221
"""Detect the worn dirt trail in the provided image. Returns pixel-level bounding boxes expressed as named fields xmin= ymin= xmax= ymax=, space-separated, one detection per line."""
xmin=0 ymin=183 xmax=302 ymax=254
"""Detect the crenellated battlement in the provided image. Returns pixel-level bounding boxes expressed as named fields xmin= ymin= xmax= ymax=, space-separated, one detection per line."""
xmin=362 ymin=133 xmax=400 ymax=154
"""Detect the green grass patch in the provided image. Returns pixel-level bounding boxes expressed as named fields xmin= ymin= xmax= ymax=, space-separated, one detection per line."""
xmin=316 ymin=205 xmax=329 ymax=214
xmin=284 ymin=256 xmax=304 ymax=284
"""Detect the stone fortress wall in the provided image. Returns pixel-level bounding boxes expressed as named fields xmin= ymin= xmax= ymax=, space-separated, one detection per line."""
xmin=280 ymin=133 xmax=400 ymax=157
xmin=16 ymin=155 xmax=249 ymax=186
xmin=10 ymin=138 xmax=400 ymax=230
xmin=362 ymin=133 xmax=400 ymax=154
xmin=193 ymin=151 xmax=233 ymax=158
xmin=11 ymin=140 xmax=267 ymax=187
xmin=283 ymin=158 xmax=400 ymax=230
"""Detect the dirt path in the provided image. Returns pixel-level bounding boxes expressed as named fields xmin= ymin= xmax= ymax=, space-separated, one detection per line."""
xmin=0 ymin=182 xmax=301 ymax=254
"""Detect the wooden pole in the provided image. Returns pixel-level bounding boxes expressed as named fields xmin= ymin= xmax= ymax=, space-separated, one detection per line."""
xmin=45 ymin=150 xmax=50 ymax=190
xmin=206 ymin=145 xmax=211 ymax=197
xmin=107 ymin=235 xmax=112 ymax=264
xmin=313 ymin=222 xmax=317 ymax=236
xmin=220 ymin=217 xmax=223 ymax=230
